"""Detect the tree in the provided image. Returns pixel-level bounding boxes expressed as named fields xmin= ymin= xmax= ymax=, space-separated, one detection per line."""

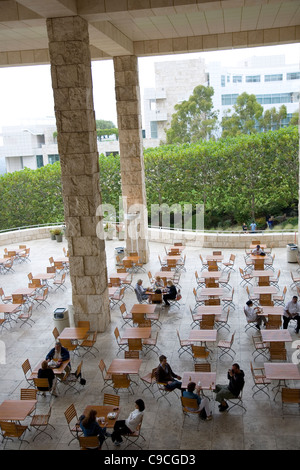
xmin=165 ymin=85 xmax=218 ymax=144
xmin=221 ymin=92 xmax=263 ymax=138
xmin=95 ymin=119 xmax=116 ymax=130
xmin=289 ymin=111 xmax=299 ymax=126
xmin=260 ymin=105 xmax=287 ymax=132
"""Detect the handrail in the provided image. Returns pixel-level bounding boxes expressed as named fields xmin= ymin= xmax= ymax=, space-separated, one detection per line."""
xmin=0 ymin=222 xmax=64 ymax=234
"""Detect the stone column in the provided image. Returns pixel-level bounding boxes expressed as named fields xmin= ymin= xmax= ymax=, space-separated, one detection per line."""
xmin=46 ymin=16 xmax=110 ymax=332
xmin=113 ymin=55 xmax=149 ymax=264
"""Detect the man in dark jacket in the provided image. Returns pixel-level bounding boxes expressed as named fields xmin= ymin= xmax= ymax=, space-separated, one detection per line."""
xmin=46 ymin=341 xmax=71 ymax=378
xmin=155 ymin=354 xmax=182 ymax=390
xmin=214 ymin=363 xmax=245 ymax=412
xmin=163 ymin=280 xmax=177 ymax=306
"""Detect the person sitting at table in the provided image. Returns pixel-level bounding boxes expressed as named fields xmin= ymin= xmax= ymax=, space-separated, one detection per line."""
xmin=213 ymin=363 xmax=245 ymax=412
xmin=154 ymin=275 xmax=164 ymax=291
xmin=79 ymin=409 xmax=108 ymax=448
xmin=111 ymin=399 xmax=145 ymax=446
xmin=37 ymin=360 xmax=58 ymax=397
xmin=155 ymin=354 xmax=182 ymax=391
xmin=134 ymin=279 xmax=149 ymax=303
xmin=163 ymin=280 xmax=177 ymax=306
xmin=46 ymin=341 xmax=70 ymax=378
xmin=244 ymin=300 xmax=266 ymax=330
xmin=183 ymin=382 xmax=212 ymax=421
xmin=251 ymin=244 xmax=264 ymax=255
xmin=283 ymin=295 xmax=300 ymax=333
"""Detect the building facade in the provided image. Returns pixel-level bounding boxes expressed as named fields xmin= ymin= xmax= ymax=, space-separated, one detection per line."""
xmin=144 ymin=55 xmax=300 ymax=142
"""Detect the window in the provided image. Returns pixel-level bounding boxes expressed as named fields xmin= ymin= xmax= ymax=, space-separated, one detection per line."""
xmin=227 ymin=75 xmax=230 ymax=83
xmin=221 ymin=75 xmax=225 ymax=87
xmin=36 ymin=155 xmax=44 ymax=168
xmin=233 ymin=75 xmax=242 ymax=83
xmin=264 ymin=74 xmax=283 ymax=82
xmin=256 ymin=93 xmax=294 ymax=104
xmin=48 ymin=154 xmax=60 ymax=165
xmin=150 ymin=99 xmax=156 ymax=111
xmin=221 ymin=94 xmax=238 ymax=106
xmin=150 ymin=121 xmax=158 ymax=139
xmin=287 ymin=72 xmax=300 ymax=80
xmin=246 ymin=75 xmax=260 ymax=82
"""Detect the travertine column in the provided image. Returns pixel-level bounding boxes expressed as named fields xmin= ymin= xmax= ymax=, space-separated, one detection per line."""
xmin=113 ymin=55 xmax=149 ymax=263
xmin=46 ymin=16 xmax=110 ymax=332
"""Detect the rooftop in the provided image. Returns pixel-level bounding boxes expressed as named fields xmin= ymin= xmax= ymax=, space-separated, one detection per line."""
xmin=0 ymin=236 xmax=300 ymax=451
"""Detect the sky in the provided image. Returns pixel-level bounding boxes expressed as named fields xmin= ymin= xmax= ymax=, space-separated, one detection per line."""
xmin=0 ymin=43 xmax=299 ymax=133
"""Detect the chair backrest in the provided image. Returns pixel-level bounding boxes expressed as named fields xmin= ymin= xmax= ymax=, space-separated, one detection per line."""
xmin=252 ymin=240 xmax=261 ymax=245
xmin=103 ymin=393 xmax=120 ymax=406
xmin=99 ymin=359 xmax=107 ymax=376
xmin=52 ymin=327 xmax=59 ymax=340
xmin=213 ymin=251 xmax=222 ymax=255
xmin=181 ymin=396 xmax=199 ymax=412
xmin=282 ymin=388 xmax=300 ymax=404
xmin=125 ymin=350 xmax=139 ymax=359
xmin=269 ymin=348 xmax=287 ymax=361
xmin=200 ymin=314 xmax=215 ymax=329
xmin=128 ymin=338 xmax=143 ymax=351
xmin=20 ymin=388 xmax=37 ymax=400
xmin=254 ymin=259 xmax=264 ymax=270
xmin=120 ymin=303 xmax=127 ymax=315
xmin=78 ymin=321 xmax=90 ymax=330
xmin=117 ymin=268 xmax=126 ymax=273
xmin=192 ymin=344 xmax=209 ymax=359
xmin=0 ymin=421 xmax=24 ymax=437
xmin=28 ymin=272 xmax=33 ymax=281
xmin=194 ymin=363 xmax=211 ymax=372
xmin=64 ymin=403 xmax=78 ymax=425
xmin=12 ymin=294 xmax=25 ymax=305
xmin=112 ymin=373 xmax=130 ymax=388
xmin=282 ymin=286 xmax=287 ymax=297
xmin=22 ymin=359 xmax=32 ymax=376
xmin=49 ymin=257 xmax=54 ymax=265
xmin=174 ymin=242 xmax=183 ymax=246
xmin=110 ymin=277 xmax=121 ymax=287
xmin=204 ymin=298 xmax=220 ymax=305
xmin=258 ymin=277 xmax=270 ymax=286
xmin=266 ymin=315 xmax=281 ymax=328
xmin=132 ymin=311 xmax=146 ymax=325
xmin=79 ymin=436 xmax=100 ymax=450
xmin=47 ymin=266 xmax=56 ymax=274
xmin=33 ymin=378 xmax=50 ymax=390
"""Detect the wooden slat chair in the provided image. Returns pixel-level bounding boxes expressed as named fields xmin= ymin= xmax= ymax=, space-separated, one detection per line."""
xmin=112 ymin=374 xmax=134 ymax=395
xmin=61 ymin=361 xmax=85 ymax=395
xmin=125 ymin=350 xmax=139 ymax=359
xmin=98 ymin=359 xmax=113 ymax=393
xmin=33 ymin=377 xmax=52 ymax=399
xmin=222 ymin=287 xmax=235 ymax=310
xmin=176 ymin=329 xmax=192 ymax=358
xmin=18 ymin=304 xmax=35 ymax=328
xmin=22 ymin=359 xmax=36 ymax=388
xmin=123 ymin=415 xmax=146 ymax=450
xmin=218 ymin=331 xmax=236 ymax=360
xmin=53 ymin=273 xmax=67 ymax=292
xmin=103 ymin=393 xmax=120 ymax=407
xmin=239 ymin=267 xmax=253 ymax=288
xmin=180 ymin=397 xmax=202 ymax=430
xmin=189 ymin=306 xmax=202 ymax=329
xmin=0 ymin=317 xmax=9 ymax=332
xmin=250 ymin=362 xmax=271 ymax=398
xmin=222 ymin=254 xmax=236 ymax=272
xmin=79 ymin=436 xmax=101 ymax=450
xmin=34 ymin=287 xmax=50 ymax=309
xmin=52 ymin=327 xmax=60 ymax=341
xmin=119 ymin=303 xmax=132 ymax=327
xmin=20 ymin=388 xmax=37 ymax=416
xmin=281 ymin=388 xmax=300 ymax=414
xmin=191 ymin=344 xmax=210 ymax=363
xmin=215 ymin=307 xmax=231 ymax=332
xmin=64 ymin=403 xmax=83 ymax=446
xmin=143 ymin=331 xmax=160 ymax=357
xmin=194 ymin=363 xmax=211 ymax=372
xmin=140 ymin=367 xmax=157 ymax=398
xmin=195 ymin=271 xmax=205 ymax=290
xmin=266 ymin=314 xmax=282 ymax=329
xmin=0 ymin=287 xmax=12 ymax=303
xmin=0 ymin=421 xmax=29 ymax=449
xmin=114 ymin=327 xmax=127 ymax=355
xmin=273 ymin=286 xmax=287 ymax=306
xmin=269 ymin=343 xmax=287 ymax=361
xmin=30 ymin=403 xmax=56 ymax=441
xmin=252 ymin=334 xmax=270 ymax=361
xmin=199 ymin=314 xmax=215 ymax=330
xmin=226 ymin=384 xmax=246 ymax=413
xmin=199 ymin=254 xmax=208 ymax=271
xmin=78 ymin=331 xmax=99 ymax=358
xmin=59 ymin=338 xmax=80 ymax=357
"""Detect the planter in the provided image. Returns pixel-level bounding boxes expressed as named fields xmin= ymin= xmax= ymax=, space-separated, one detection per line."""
xmin=50 ymin=234 xmax=56 ymax=240
xmin=56 ymin=234 xmax=63 ymax=242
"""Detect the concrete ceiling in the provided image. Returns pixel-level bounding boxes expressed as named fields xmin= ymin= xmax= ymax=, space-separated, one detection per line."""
xmin=0 ymin=0 xmax=299 ymax=66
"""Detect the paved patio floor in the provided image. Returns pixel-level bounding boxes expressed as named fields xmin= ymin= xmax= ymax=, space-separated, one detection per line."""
xmin=0 ymin=236 xmax=300 ymax=451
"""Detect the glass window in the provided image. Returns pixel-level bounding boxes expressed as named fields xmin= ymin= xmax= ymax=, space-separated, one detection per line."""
xmin=256 ymin=93 xmax=293 ymax=104
xmin=287 ymin=72 xmax=300 ymax=80
xmin=233 ymin=75 xmax=242 ymax=83
xmin=150 ymin=121 xmax=158 ymax=139
xmin=221 ymin=75 xmax=225 ymax=87
xmin=48 ymin=154 xmax=60 ymax=165
xmin=36 ymin=155 xmax=44 ymax=168
xmin=264 ymin=74 xmax=283 ymax=82
xmin=227 ymin=75 xmax=230 ymax=83
xmin=221 ymin=94 xmax=238 ymax=106
xmin=246 ymin=75 xmax=260 ymax=82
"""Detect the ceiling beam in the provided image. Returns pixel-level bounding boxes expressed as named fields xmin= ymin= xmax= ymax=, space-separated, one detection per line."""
xmin=89 ymin=21 xmax=134 ymax=56
xmin=16 ymin=0 xmax=77 ymax=18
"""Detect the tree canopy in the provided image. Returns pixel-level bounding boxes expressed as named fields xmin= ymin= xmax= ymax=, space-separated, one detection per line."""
xmin=165 ymin=85 xmax=218 ymax=144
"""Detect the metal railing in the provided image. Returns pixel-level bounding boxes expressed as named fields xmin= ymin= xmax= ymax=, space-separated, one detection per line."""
xmin=0 ymin=222 xmax=64 ymax=234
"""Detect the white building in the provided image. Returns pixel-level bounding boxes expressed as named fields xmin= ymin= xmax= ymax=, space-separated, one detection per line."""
xmin=143 ymin=55 xmax=300 ymax=142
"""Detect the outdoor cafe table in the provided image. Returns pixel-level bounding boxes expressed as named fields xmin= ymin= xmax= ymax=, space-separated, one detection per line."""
xmin=107 ymin=359 xmax=143 ymax=375
xmin=188 ymin=329 xmax=217 ymax=348
xmin=122 ymin=327 xmax=152 ymax=340
xmin=250 ymin=244 xmax=267 ymax=249
xmin=199 ymin=288 xmax=225 ymax=298
xmin=109 ymin=272 xmax=129 ymax=281
xmin=154 ymin=271 xmax=175 ymax=279
xmin=200 ymin=272 xmax=223 ymax=280
xmin=13 ymin=287 xmax=36 ymax=297
xmin=261 ymin=329 xmax=292 ymax=343
xmin=33 ymin=272 xmax=55 ymax=288
xmin=83 ymin=405 xmax=120 ymax=428
xmin=0 ymin=303 xmax=21 ymax=325
xmin=123 ymin=256 xmax=140 ymax=263
xmin=258 ymin=306 xmax=284 ymax=317
xmin=169 ymin=245 xmax=185 ymax=252
xmin=58 ymin=327 xmax=89 ymax=341
xmin=130 ymin=304 xmax=161 ymax=327
xmin=0 ymin=400 xmax=37 ymax=421
xmin=163 ymin=255 xmax=182 ymax=262
xmin=252 ymin=286 xmax=277 ymax=302
xmin=250 ymin=270 xmax=274 ymax=279
xmin=205 ymin=255 xmax=224 ymax=262
xmin=264 ymin=362 xmax=300 ymax=399
xmin=54 ymin=257 xmax=69 ymax=264
xmin=181 ymin=371 xmax=217 ymax=391
xmin=32 ymin=359 xmax=70 ymax=377
xmin=194 ymin=305 xmax=222 ymax=320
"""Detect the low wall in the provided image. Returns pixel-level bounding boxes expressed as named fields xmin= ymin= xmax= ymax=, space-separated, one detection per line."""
xmin=148 ymin=228 xmax=298 ymax=249
xmin=0 ymin=226 xmax=62 ymax=246
xmin=0 ymin=225 xmax=297 ymax=249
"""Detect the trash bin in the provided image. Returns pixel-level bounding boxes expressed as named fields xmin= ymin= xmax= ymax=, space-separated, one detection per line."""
xmin=286 ymin=243 xmax=298 ymax=263
xmin=115 ymin=247 xmax=125 ymax=263
xmin=53 ymin=308 xmax=69 ymax=334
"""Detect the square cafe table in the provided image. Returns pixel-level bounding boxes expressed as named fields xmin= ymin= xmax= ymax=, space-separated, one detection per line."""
xmin=109 ymin=272 xmax=129 ymax=281
xmin=107 ymin=359 xmax=143 ymax=375
xmin=194 ymin=305 xmax=222 ymax=320
xmin=205 ymin=255 xmax=224 ymax=262
xmin=83 ymin=405 xmax=120 ymax=428
xmin=199 ymin=288 xmax=225 ymax=298
xmin=0 ymin=400 xmax=37 ymax=421
xmin=122 ymin=327 xmax=151 ymax=339
xmin=181 ymin=371 xmax=217 ymax=391
xmin=264 ymin=362 xmax=300 ymax=399
xmin=189 ymin=329 xmax=217 ymax=344
xmin=258 ymin=306 xmax=284 ymax=317
xmin=261 ymin=329 xmax=292 ymax=343
xmin=58 ymin=327 xmax=89 ymax=341
xmin=32 ymin=359 xmax=70 ymax=377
